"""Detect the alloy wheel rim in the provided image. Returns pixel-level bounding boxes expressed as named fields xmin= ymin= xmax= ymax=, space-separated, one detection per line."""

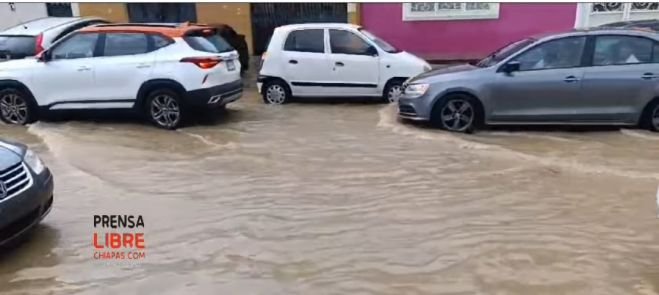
xmin=266 ymin=85 xmax=286 ymax=104
xmin=652 ymin=105 xmax=659 ymax=129
xmin=0 ymin=93 xmax=28 ymax=124
xmin=150 ymin=94 xmax=180 ymax=128
xmin=440 ymin=99 xmax=474 ymax=132
xmin=388 ymin=85 xmax=402 ymax=103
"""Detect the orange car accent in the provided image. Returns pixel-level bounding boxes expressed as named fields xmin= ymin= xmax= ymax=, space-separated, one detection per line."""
xmin=79 ymin=24 xmax=213 ymax=38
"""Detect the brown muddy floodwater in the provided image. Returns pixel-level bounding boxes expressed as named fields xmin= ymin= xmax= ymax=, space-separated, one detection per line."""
xmin=1 ymin=86 xmax=659 ymax=295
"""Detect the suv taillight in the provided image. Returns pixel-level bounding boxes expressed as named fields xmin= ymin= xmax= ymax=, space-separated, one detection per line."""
xmin=180 ymin=57 xmax=223 ymax=69
xmin=35 ymin=33 xmax=44 ymax=54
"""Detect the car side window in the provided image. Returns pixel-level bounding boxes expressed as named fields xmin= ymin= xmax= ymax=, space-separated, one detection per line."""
xmin=593 ymin=35 xmax=653 ymax=66
xmin=283 ymin=29 xmax=324 ymax=53
xmin=653 ymin=43 xmax=659 ymax=63
xmin=103 ymin=33 xmax=149 ymax=57
xmin=50 ymin=33 xmax=99 ymax=60
xmin=152 ymin=34 xmax=173 ymax=50
xmin=329 ymin=29 xmax=373 ymax=55
xmin=511 ymin=37 xmax=586 ymax=71
xmin=53 ymin=20 xmax=108 ymax=42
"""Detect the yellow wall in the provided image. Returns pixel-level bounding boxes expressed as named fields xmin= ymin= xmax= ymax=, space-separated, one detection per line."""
xmin=348 ymin=3 xmax=360 ymax=25
xmin=78 ymin=3 xmax=128 ymax=23
xmin=196 ymin=3 xmax=253 ymax=55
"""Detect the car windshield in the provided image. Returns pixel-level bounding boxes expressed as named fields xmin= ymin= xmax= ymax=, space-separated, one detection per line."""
xmin=0 ymin=35 xmax=36 ymax=59
xmin=359 ymin=29 xmax=399 ymax=53
xmin=476 ymin=37 xmax=536 ymax=67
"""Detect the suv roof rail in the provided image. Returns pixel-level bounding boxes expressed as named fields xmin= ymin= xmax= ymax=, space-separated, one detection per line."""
xmin=94 ymin=23 xmax=180 ymax=28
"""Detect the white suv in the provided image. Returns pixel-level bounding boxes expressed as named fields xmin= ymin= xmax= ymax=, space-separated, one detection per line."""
xmin=0 ymin=23 xmax=242 ymax=129
xmin=257 ymin=23 xmax=431 ymax=104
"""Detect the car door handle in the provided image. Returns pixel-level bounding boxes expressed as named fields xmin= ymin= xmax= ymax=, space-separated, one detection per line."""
xmin=77 ymin=66 xmax=91 ymax=72
xmin=335 ymin=61 xmax=344 ymax=67
xmin=136 ymin=64 xmax=151 ymax=69
xmin=563 ymin=75 xmax=579 ymax=83
xmin=642 ymin=72 xmax=657 ymax=80
xmin=289 ymin=60 xmax=298 ymax=64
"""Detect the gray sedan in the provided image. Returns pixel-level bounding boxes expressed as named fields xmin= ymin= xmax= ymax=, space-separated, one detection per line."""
xmin=398 ymin=28 xmax=659 ymax=133
xmin=0 ymin=139 xmax=53 ymax=247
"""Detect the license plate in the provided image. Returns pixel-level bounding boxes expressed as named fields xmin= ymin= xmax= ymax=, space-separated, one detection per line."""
xmin=226 ymin=60 xmax=236 ymax=71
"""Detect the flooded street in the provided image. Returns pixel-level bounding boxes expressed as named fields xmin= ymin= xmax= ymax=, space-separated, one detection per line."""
xmin=1 ymin=85 xmax=659 ymax=294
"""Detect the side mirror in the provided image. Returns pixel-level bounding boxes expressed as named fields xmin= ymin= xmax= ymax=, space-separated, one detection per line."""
xmin=500 ymin=61 xmax=520 ymax=74
xmin=365 ymin=46 xmax=378 ymax=57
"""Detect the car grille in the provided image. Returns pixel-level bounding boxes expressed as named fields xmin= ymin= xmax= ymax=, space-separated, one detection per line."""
xmin=0 ymin=162 xmax=32 ymax=201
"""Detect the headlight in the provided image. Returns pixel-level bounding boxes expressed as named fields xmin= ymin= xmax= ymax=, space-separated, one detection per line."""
xmin=24 ymin=149 xmax=45 ymax=174
xmin=404 ymin=83 xmax=430 ymax=98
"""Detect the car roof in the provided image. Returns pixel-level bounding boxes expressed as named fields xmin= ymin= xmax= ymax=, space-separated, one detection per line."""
xmin=1 ymin=17 xmax=99 ymax=36
xmin=598 ymin=19 xmax=659 ymax=28
xmin=527 ymin=27 xmax=659 ymax=43
xmin=579 ymin=27 xmax=659 ymax=37
xmin=276 ymin=23 xmax=361 ymax=31
xmin=79 ymin=23 xmax=213 ymax=38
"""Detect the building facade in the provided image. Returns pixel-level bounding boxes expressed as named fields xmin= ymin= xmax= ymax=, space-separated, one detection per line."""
xmin=76 ymin=3 xmax=359 ymax=55
xmin=4 ymin=3 xmax=659 ymax=62
xmin=360 ymin=2 xmax=659 ymax=62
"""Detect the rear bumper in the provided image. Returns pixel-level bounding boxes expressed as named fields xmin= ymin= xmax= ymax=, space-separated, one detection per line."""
xmin=256 ymin=75 xmax=275 ymax=94
xmin=0 ymin=168 xmax=54 ymax=247
xmin=186 ymin=79 xmax=243 ymax=108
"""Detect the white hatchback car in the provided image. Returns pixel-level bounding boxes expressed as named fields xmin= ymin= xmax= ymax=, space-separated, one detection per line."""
xmin=257 ymin=23 xmax=431 ymax=104
xmin=0 ymin=17 xmax=108 ymax=60
xmin=0 ymin=23 xmax=242 ymax=129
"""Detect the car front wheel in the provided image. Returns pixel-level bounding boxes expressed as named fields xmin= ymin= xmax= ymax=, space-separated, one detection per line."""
xmin=145 ymin=89 xmax=184 ymax=130
xmin=0 ymin=88 xmax=36 ymax=125
xmin=383 ymin=80 xmax=403 ymax=103
xmin=432 ymin=95 xmax=479 ymax=133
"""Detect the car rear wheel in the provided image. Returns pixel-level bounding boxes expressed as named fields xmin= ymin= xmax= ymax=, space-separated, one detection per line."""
xmin=262 ymin=80 xmax=290 ymax=105
xmin=645 ymin=101 xmax=659 ymax=132
xmin=383 ymin=80 xmax=404 ymax=103
xmin=0 ymin=88 xmax=36 ymax=125
xmin=431 ymin=95 xmax=479 ymax=133
xmin=145 ymin=89 xmax=184 ymax=130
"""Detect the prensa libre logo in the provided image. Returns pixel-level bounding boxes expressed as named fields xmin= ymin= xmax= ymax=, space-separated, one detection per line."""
xmin=93 ymin=215 xmax=146 ymax=260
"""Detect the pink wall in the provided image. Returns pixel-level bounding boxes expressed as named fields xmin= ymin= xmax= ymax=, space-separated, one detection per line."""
xmin=361 ymin=3 xmax=577 ymax=61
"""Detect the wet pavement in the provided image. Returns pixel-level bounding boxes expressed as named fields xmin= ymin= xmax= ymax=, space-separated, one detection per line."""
xmin=1 ymin=84 xmax=659 ymax=294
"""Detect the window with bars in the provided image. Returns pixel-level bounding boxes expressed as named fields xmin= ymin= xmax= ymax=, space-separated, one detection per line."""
xmin=592 ymin=2 xmax=659 ymax=12
xmin=46 ymin=3 xmax=73 ymax=17
xmin=403 ymin=2 xmax=499 ymax=21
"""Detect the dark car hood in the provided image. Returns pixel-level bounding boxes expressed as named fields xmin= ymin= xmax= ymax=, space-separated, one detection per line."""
xmin=0 ymin=139 xmax=24 ymax=171
xmin=411 ymin=64 xmax=479 ymax=82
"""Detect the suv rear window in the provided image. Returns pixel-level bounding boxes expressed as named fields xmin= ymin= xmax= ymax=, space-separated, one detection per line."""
xmin=0 ymin=35 xmax=36 ymax=59
xmin=184 ymin=34 xmax=234 ymax=53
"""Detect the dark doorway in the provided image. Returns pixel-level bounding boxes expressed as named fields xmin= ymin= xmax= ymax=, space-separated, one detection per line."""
xmin=46 ymin=3 xmax=73 ymax=17
xmin=126 ymin=3 xmax=197 ymax=23
xmin=251 ymin=3 xmax=347 ymax=55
